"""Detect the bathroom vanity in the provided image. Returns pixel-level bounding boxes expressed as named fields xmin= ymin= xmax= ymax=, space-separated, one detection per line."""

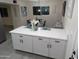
xmin=10 ymin=26 xmax=67 ymax=59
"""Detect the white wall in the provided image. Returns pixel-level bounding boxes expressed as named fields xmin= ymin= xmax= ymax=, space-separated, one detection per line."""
xmin=0 ymin=0 xmax=20 ymax=28
xmin=0 ymin=0 xmax=20 ymax=5
xmin=19 ymin=0 xmax=64 ymax=27
xmin=0 ymin=0 xmax=12 ymax=4
xmin=11 ymin=5 xmax=22 ymax=28
xmin=64 ymin=0 xmax=78 ymax=59
xmin=0 ymin=4 xmax=13 ymax=26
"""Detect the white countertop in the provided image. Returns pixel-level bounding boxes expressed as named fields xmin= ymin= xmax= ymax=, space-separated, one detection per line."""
xmin=10 ymin=26 xmax=67 ymax=40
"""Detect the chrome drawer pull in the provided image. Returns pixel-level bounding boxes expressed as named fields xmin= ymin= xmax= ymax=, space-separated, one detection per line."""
xmin=55 ymin=41 xmax=60 ymax=43
xmin=39 ymin=38 xmax=42 ymax=40
xmin=20 ymin=39 xmax=22 ymax=43
xmin=20 ymin=39 xmax=23 ymax=43
xmin=20 ymin=36 xmax=23 ymax=37
xmin=21 ymin=40 xmax=23 ymax=43
xmin=47 ymin=44 xmax=49 ymax=48
xmin=50 ymin=45 xmax=52 ymax=48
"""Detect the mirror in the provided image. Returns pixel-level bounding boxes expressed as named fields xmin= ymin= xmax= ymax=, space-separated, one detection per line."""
xmin=21 ymin=0 xmax=66 ymax=28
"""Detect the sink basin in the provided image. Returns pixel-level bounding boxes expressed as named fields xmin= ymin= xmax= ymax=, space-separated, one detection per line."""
xmin=25 ymin=26 xmax=38 ymax=31
xmin=42 ymin=27 xmax=51 ymax=30
xmin=25 ymin=26 xmax=51 ymax=31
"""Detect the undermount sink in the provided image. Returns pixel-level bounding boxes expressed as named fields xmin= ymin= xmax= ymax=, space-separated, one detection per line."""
xmin=25 ymin=26 xmax=51 ymax=31
xmin=42 ymin=27 xmax=51 ymax=30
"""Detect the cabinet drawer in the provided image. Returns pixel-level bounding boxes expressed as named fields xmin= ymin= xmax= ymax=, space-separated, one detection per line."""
xmin=49 ymin=39 xmax=67 ymax=46
xmin=11 ymin=33 xmax=25 ymax=39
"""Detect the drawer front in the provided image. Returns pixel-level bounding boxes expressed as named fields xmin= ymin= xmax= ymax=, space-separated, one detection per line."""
xmin=11 ymin=33 xmax=25 ymax=39
xmin=11 ymin=33 xmax=26 ymax=45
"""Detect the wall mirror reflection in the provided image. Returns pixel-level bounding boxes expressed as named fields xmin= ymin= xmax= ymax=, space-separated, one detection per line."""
xmin=21 ymin=0 xmax=67 ymax=29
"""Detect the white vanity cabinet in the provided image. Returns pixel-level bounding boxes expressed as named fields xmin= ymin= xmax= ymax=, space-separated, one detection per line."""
xmin=33 ymin=37 xmax=49 ymax=56
xmin=10 ymin=26 xmax=67 ymax=59
xmin=49 ymin=39 xmax=66 ymax=59
xmin=33 ymin=37 xmax=67 ymax=59
xmin=22 ymin=35 xmax=33 ymax=52
xmin=11 ymin=33 xmax=66 ymax=59
xmin=11 ymin=33 xmax=33 ymax=52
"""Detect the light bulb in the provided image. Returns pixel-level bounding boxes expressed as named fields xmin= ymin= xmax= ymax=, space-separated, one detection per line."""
xmin=38 ymin=9 xmax=41 ymax=12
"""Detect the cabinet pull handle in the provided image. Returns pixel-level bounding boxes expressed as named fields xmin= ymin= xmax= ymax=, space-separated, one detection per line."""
xmin=39 ymin=38 xmax=42 ymax=40
xmin=20 ymin=36 xmax=23 ymax=37
xmin=20 ymin=39 xmax=23 ymax=43
xmin=47 ymin=44 xmax=49 ymax=48
xmin=22 ymin=40 xmax=23 ymax=43
xmin=55 ymin=41 xmax=60 ymax=43
xmin=20 ymin=39 xmax=22 ymax=43
xmin=50 ymin=45 xmax=52 ymax=48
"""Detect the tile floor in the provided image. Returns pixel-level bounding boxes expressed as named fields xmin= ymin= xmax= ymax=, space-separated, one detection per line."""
xmin=0 ymin=32 xmax=52 ymax=59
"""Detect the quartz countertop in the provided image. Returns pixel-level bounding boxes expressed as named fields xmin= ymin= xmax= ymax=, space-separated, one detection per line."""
xmin=10 ymin=26 xmax=67 ymax=40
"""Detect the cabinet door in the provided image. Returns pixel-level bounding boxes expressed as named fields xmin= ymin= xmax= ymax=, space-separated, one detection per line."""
xmin=22 ymin=35 xmax=33 ymax=52
xmin=49 ymin=39 xmax=66 ymax=59
xmin=11 ymin=33 xmax=23 ymax=50
xmin=33 ymin=37 xmax=49 ymax=56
